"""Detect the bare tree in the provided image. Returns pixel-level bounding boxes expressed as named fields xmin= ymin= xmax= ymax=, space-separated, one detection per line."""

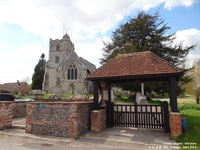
xmin=186 ymin=60 xmax=200 ymax=103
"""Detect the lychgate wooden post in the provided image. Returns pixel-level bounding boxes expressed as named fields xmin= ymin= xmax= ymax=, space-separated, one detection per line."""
xmin=106 ymin=83 xmax=113 ymax=127
xmin=93 ymin=81 xmax=99 ymax=110
xmin=169 ymin=77 xmax=178 ymax=112
xmin=162 ymin=101 xmax=170 ymax=133
xmin=134 ymin=103 xmax=138 ymax=128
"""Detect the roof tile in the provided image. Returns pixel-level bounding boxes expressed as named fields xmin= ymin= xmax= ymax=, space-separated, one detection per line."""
xmin=87 ymin=51 xmax=183 ymax=80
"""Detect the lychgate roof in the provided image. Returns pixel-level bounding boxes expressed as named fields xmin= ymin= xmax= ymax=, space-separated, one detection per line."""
xmin=87 ymin=51 xmax=183 ymax=82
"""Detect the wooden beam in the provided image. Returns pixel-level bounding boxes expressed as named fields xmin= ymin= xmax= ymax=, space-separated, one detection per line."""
xmin=169 ymin=77 xmax=178 ymax=112
xmin=108 ymin=83 xmax=111 ymax=103
xmin=93 ymin=81 xmax=99 ymax=110
xmin=106 ymin=83 xmax=114 ymax=127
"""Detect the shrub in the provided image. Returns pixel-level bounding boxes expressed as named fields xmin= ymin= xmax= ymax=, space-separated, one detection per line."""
xmin=178 ymin=103 xmax=200 ymax=111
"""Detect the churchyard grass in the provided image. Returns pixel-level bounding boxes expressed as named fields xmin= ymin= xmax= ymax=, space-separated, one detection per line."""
xmin=176 ymin=103 xmax=200 ymax=150
xmin=116 ymin=95 xmax=162 ymax=104
xmin=115 ymin=96 xmax=135 ymax=104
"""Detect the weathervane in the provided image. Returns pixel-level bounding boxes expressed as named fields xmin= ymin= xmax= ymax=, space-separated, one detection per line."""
xmin=63 ymin=23 xmax=67 ymax=36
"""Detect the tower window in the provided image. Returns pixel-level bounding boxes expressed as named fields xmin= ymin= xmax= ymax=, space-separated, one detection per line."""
xmin=55 ymin=56 xmax=59 ymax=63
xmin=56 ymin=44 xmax=60 ymax=51
xmin=67 ymin=63 xmax=77 ymax=80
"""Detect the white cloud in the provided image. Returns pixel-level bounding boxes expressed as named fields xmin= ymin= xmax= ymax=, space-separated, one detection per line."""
xmin=173 ymin=28 xmax=200 ymax=67
xmin=174 ymin=28 xmax=200 ymax=53
xmin=0 ymin=0 xmax=197 ymax=41
xmin=75 ymin=36 xmax=111 ymax=68
xmin=0 ymin=44 xmax=47 ymax=83
xmin=164 ymin=0 xmax=198 ymax=10
xmin=0 ymin=0 xmax=198 ymax=83
xmin=0 ymin=0 xmax=137 ymax=41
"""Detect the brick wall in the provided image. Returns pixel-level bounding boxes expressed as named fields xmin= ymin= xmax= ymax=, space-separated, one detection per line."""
xmin=169 ymin=112 xmax=182 ymax=139
xmin=0 ymin=102 xmax=13 ymax=129
xmin=26 ymin=101 xmax=93 ymax=138
xmin=91 ymin=109 xmax=106 ymax=132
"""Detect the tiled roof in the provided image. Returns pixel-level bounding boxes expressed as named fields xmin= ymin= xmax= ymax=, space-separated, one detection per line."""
xmin=87 ymin=51 xmax=183 ymax=81
xmin=0 ymin=82 xmax=30 ymax=93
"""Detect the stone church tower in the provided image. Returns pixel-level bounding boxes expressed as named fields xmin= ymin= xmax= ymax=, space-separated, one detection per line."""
xmin=43 ymin=33 xmax=96 ymax=95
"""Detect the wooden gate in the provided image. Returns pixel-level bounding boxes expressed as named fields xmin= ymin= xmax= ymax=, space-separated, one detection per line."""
xmin=111 ymin=101 xmax=170 ymax=132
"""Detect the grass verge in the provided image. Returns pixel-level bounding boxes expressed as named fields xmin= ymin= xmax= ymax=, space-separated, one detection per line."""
xmin=176 ymin=104 xmax=200 ymax=150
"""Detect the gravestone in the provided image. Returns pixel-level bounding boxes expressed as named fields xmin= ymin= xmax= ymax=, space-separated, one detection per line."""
xmin=136 ymin=91 xmax=148 ymax=104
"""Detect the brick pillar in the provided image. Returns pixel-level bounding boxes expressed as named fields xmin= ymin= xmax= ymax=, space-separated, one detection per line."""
xmin=68 ymin=104 xmax=79 ymax=138
xmin=169 ymin=112 xmax=182 ymax=139
xmin=0 ymin=102 xmax=13 ymax=129
xmin=26 ymin=103 xmax=34 ymax=133
xmin=91 ymin=109 xmax=106 ymax=132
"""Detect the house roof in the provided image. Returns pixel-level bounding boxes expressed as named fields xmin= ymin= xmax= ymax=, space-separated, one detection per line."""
xmin=0 ymin=82 xmax=30 ymax=93
xmin=87 ymin=51 xmax=184 ymax=82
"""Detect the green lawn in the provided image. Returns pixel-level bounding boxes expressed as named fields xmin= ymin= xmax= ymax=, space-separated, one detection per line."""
xmin=116 ymin=95 xmax=162 ymax=105
xmin=115 ymin=96 xmax=135 ymax=104
xmin=177 ymin=104 xmax=200 ymax=150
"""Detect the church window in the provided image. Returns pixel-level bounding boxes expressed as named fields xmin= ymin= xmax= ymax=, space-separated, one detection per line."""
xmin=67 ymin=63 xmax=77 ymax=80
xmin=56 ymin=44 xmax=60 ymax=51
xmin=55 ymin=56 xmax=59 ymax=63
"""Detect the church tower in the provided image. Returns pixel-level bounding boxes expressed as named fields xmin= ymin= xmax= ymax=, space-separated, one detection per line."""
xmin=48 ymin=33 xmax=74 ymax=68
xmin=43 ymin=33 xmax=96 ymax=95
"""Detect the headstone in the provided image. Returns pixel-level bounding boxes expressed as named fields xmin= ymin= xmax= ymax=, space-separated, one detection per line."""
xmin=136 ymin=92 xmax=141 ymax=103
xmin=136 ymin=91 xmax=148 ymax=104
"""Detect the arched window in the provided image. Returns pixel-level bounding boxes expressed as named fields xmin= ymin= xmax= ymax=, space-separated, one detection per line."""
xmin=67 ymin=63 xmax=77 ymax=80
xmin=55 ymin=56 xmax=59 ymax=63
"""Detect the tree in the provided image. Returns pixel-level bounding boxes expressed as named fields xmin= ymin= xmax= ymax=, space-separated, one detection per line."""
xmin=32 ymin=53 xmax=46 ymax=90
xmin=100 ymin=11 xmax=196 ymax=95
xmin=186 ymin=60 xmax=200 ymax=103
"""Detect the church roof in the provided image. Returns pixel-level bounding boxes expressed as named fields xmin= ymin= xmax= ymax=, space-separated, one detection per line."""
xmin=80 ymin=57 xmax=96 ymax=73
xmin=87 ymin=51 xmax=183 ymax=82
xmin=56 ymin=50 xmax=96 ymax=74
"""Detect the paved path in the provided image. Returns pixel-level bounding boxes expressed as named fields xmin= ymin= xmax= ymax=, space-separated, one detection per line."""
xmin=6 ymin=117 xmax=179 ymax=149
xmin=0 ymin=126 xmax=179 ymax=150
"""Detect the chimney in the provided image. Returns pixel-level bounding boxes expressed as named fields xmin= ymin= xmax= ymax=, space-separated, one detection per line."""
xmin=17 ymin=80 xmax=20 ymax=85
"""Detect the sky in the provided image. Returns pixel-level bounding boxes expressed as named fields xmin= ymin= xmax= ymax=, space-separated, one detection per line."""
xmin=0 ymin=0 xmax=200 ymax=84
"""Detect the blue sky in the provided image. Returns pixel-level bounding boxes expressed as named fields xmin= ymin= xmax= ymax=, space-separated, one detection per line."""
xmin=0 ymin=0 xmax=199 ymax=84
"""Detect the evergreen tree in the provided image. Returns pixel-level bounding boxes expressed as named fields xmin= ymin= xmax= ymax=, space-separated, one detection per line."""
xmin=101 ymin=11 xmax=195 ymax=67
xmin=101 ymin=11 xmax=196 ymax=95
xmin=32 ymin=53 xmax=46 ymax=90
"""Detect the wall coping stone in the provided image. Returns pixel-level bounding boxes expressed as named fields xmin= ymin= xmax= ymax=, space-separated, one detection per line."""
xmin=92 ymin=109 xmax=105 ymax=112
xmin=170 ymin=112 xmax=181 ymax=115
xmin=27 ymin=100 xmax=93 ymax=104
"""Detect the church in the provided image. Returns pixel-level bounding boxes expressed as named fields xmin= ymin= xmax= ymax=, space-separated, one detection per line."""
xmin=43 ymin=33 xmax=96 ymax=95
